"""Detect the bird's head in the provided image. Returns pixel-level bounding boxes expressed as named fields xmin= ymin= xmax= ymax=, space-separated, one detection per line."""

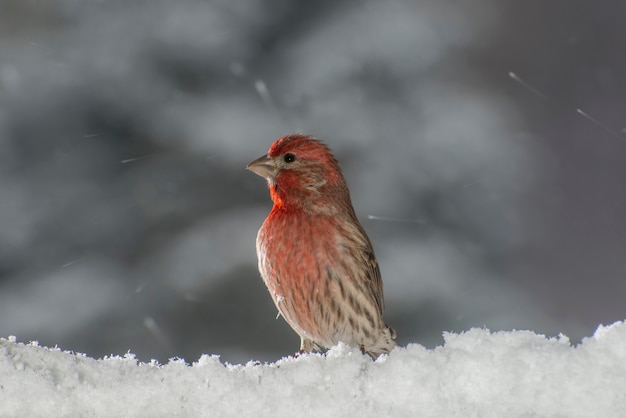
xmin=247 ymin=134 xmax=348 ymax=212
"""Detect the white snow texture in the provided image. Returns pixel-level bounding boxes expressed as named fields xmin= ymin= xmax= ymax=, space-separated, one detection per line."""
xmin=2 ymin=322 xmax=625 ymax=417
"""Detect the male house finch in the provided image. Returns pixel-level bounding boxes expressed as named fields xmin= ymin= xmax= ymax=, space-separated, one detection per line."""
xmin=247 ymin=134 xmax=396 ymax=357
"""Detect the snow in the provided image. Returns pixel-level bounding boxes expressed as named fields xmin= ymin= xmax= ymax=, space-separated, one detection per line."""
xmin=2 ymin=322 xmax=625 ymax=417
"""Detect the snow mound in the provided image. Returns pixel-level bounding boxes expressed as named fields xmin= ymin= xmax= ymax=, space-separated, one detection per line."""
xmin=2 ymin=322 xmax=626 ymax=417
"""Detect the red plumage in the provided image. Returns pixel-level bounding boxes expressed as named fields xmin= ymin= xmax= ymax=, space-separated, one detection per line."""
xmin=247 ymin=134 xmax=396 ymax=357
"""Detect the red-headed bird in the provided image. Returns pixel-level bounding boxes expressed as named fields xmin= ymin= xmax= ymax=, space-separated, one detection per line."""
xmin=247 ymin=134 xmax=396 ymax=357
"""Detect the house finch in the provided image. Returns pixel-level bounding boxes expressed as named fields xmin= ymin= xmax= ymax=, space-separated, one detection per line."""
xmin=247 ymin=134 xmax=396 ymax=357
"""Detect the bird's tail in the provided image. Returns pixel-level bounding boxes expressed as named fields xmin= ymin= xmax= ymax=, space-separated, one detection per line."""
xmin=367 ymin=324 xmax=397 ymax=358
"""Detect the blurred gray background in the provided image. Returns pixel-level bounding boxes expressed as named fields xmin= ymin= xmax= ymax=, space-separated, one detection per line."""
xmin=0 ymin=0 xmax=624 ymax=364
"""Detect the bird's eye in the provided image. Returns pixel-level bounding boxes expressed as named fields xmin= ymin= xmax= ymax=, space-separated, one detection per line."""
xmin=283 ymin=153 xmax=296 ymax=163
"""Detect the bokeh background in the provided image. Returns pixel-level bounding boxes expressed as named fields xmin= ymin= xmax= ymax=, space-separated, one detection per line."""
xmin=1 ymin=0 xmax=624 ymax=364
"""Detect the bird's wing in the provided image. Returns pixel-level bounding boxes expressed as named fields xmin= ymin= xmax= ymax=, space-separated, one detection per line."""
xmin=335 ymin=213 xmax=385 ymax=315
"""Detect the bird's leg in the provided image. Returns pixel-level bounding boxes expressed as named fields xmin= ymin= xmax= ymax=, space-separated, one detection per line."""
xmin=299 ymin=337 xmax=315 ymax=354
xmin=292 ymin=338 xmax=313 ymax=357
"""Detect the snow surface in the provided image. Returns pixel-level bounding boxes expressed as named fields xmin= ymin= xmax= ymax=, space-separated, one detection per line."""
xmin=2 ymin=322 xmax=626 ymax=417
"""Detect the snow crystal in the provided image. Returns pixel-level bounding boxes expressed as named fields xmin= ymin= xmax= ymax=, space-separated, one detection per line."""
xmin=2 ymin=322 xmax=626 ymax=417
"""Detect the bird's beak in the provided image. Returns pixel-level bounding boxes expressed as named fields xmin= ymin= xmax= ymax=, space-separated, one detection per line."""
xmin=246 ymin=153 xmax=278 ymax=181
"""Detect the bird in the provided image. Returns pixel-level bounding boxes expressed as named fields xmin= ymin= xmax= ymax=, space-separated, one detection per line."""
xmin=246 ymin=133 xmax=396 ymax=357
